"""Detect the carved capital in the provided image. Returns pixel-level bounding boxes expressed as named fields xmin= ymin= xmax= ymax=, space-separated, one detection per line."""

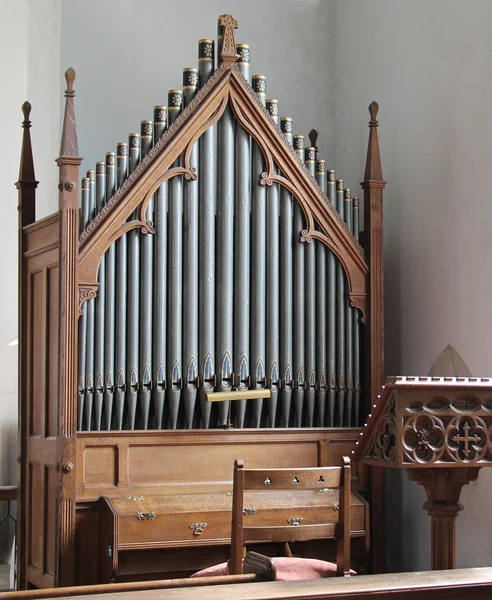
xmin=78 ymin=284 xmax=98 ymax=315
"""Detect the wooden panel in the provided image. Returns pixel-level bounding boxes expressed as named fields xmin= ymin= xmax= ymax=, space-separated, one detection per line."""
xmin=46 ymin=264 xmax=59 ymax=439
xmin=128 ymin=442 xmax=318 ymax=486
xmin=29 ymin=269 xmax=44 ymax=437
xmin=24 ymin=213 xmax=59 ymax=257
xmin=28 ymin=462 xmax=43 ymax=571
xmin=75 ymin=506 xmax=100 ymax=586
xmin=45 ymin=466 xmax=57 ymax=578
xmin=83 ymin=446 xmax=118 ymax=488
xmin=76 ymin=430 xmax=363 ymax=500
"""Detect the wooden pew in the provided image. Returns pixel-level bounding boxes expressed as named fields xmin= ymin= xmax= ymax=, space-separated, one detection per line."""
xmin=5 ymin=568 xmax=492 ymax=599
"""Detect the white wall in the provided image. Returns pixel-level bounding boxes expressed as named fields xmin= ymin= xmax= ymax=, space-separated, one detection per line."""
xmin=61 ymin=0 xmax=335 ymax=174
xmin=0 ymin=0 xmax=61 ymax=561
xmin=330 ymin=0 xmax=492 ymax=572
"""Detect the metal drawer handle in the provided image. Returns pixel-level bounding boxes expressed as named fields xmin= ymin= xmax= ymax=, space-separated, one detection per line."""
xmin=287 ymin=517 xmax=304 ymax=526
xmin=243 ymin=507 xmax=257 ymax=516
xmin=190 ymin=522 xmax=207 ymax=536
xmin=333 ymin=504 xmax=340 ymax=512
xmin=137 ymin=511 xmax=155 ymax=521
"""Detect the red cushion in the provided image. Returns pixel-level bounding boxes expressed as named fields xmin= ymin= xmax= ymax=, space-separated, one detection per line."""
xmin=191 ymin=561 xmax=230 ymax=577
xmin=191 ymin=558 xmax=356 ymax=580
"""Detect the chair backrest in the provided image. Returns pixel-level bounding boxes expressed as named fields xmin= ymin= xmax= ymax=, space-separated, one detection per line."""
xmin=230 ymin=457 xmax=351 ymax=577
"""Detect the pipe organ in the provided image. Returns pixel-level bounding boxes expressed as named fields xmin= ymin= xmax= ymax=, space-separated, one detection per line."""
xmin=76 ymin=47 xmax=363 ymax=433
xmin=17 ymin=14 xmax=385 ymax=589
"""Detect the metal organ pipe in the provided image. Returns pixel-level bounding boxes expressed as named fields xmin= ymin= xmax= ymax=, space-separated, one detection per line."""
xmin=315 ymin=159 xmax=327 ymax=426
xmin=266 ymin=99 xmax=280 ymax=427
xmin=292 ymin=135 xmax=305 ymax=427
xmin=139 ymin=121 xmax=154 ymax=430
xmin=168 ymin=90 xmax=184 ymax=429
xmin=335 ymin=179 xmax=346 ymax=426
xmin=153 ymin=106 xmax=168 ymax=429
xmin=104 ymin=152 xmax=116 ymax=429
xmin=352 ymin=196 xmax=361 ymax=426
xmin=344 ymin=188 xmax=354 ymax=426
xmin=94 ymin=162 xmax=106 ymax=430
xmin=250 ymin=74 xmax=267 ymax=427
xmin=78 ymin=177 xmax=89 ymax=430
xmin=115 ymin=142 xmax=128 ymax=429
xmin=234 ymin=45 xmax=251 ymax=427
xmin=183 ymin=69 xmax=199 ymax=428
xmin=326 ymin=170 xmax=337 ymax=426
xmin=84 ymin=170 xmax=96 ymax=430
xmin=304 ymin=148 xmax=316 ymax=427
xmin=198 ymin=39 xmax=216 ymax=429
xmin=280 ymin=117 xmax=294 ymax=427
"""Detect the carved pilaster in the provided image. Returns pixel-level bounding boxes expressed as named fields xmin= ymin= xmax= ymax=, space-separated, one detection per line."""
xmin=407 ymin=467 xmax=480 ymax=570
xmin=15 ymin=100 xmax=39 ymax=589
xmin=55 ymin=68 xmax=82 ymax=587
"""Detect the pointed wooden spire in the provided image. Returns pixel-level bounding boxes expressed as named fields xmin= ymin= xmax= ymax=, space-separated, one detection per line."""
xmin=58 ymin=68 xmax=80 ymax=160
xmin=16 ymin=101 xmax=38 ymax=227
xmin=364 ymin=101 xmax=383 ymax=181
xmin=218 ymin=14 xmax=238 ymax=64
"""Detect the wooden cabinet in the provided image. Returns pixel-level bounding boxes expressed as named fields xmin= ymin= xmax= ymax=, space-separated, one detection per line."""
xmin=97 ymin=488 xmax=369 ymax=582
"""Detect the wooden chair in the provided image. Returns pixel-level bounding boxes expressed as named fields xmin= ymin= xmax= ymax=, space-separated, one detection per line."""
xmin=230 ymin=457 xmax=352 ymax=579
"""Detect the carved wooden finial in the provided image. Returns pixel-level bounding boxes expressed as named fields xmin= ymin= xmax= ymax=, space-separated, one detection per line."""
xmin=368 ymin=101 xmax=379 ymax=124
xmin=363 ymin=101 xmax=383 ymax=181
xmin=218 ymin=14 xmax=239 ymax=64
xmin=16 ymin=101 xmax=38 ymax=226
xmin=22 ymin=101 xmax=32 ymax=124
xmin=58 ymin=67 xmax=80 ymax=159
xmin=65 ymin=68 xmax=76 ymax=96
xmin=309 ymin=129 xmax=318 ymax=150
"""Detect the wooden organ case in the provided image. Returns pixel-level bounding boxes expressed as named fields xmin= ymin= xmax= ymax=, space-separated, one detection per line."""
xmin=16 ymin=14 xmax=385 ymax=589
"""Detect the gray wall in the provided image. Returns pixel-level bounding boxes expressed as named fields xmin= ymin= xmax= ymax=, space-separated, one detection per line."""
xmin=330 ymin=0 xmax=492 ymax=571
xmin=61 ymin=0 xmax=335 ymax=173
xmin=0 ymin=0 xmax=61 ymax=560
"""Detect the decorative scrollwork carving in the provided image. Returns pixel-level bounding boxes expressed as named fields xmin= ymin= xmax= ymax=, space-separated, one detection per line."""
xmin=78 ymin=286 xmax=97 ymax=315
xmin=259 ymin=172 xmax=273 ymax=186
xmin=363 ymin=393 xmax=397 ymax=463
xmin=446 ymin=416 xmax=487 ymax=462
xmin=300 ymin=229 xmax=313 ymax=243
xmin=141 ymin=221 xmax=155 ymax=235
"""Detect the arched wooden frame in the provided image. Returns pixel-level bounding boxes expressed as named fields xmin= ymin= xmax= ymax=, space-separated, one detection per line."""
xmin=77 ymin=61 xmax=368 ymax=321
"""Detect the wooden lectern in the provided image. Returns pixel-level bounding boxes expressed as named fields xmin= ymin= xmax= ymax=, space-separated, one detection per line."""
xmin=353 ymin=376 xmax=492 ymax=570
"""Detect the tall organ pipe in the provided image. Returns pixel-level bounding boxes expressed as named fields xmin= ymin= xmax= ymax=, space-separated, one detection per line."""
xmin=234 ymin=46 xmax=250 ymax=427
xmin=293 ymin=135 xmax=305 ymax=426
xmin=326 ymin=170 xmax=336 ymax=426
xmin=78 ymin=178 xmax=89 ymax=430
xmin=104 ymin=152 xmax=116 ymax=429
xmin=183 ymin=70 xmax=199 ymax=428
xmin=153 ymin=106 xmax=168 ymax=429
xmin=168 ymin=90 xmax=184 ymax=428
xmin=127 ymin=134 xmax=141 ymax=430
xmin=84 ymin=170 xmax=96 ymax=429
xmin=344 ymin=188 xmax=354 ymax=426
xmin=336 ymin=179 xmax=346 ymax=426
xmin=94 ymin=163 xmax=106 ymax=430
xmin=304 ymin=148 xmax=316 ymax=427
xmin=115 ymin=142 xmax=128 ymax=429
xmin=315 ymin=159 xmax=327 ymax=426
xmin=198 ymin=39 xmax=216 ymax=429
xmin=280 ymin=117 xmax=294 ymax=427
xmin=266 ymin=98 xmax=280 ymax=427
xmin=250 ymin=75 xmax=267 ymax=427
xmin=353 ymin=196 xmax=361 ymax=425
xmin=216 ymin=95 xmax=235 ymax=427
xmin=139 ymin=121 xmax=154 ymax=429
